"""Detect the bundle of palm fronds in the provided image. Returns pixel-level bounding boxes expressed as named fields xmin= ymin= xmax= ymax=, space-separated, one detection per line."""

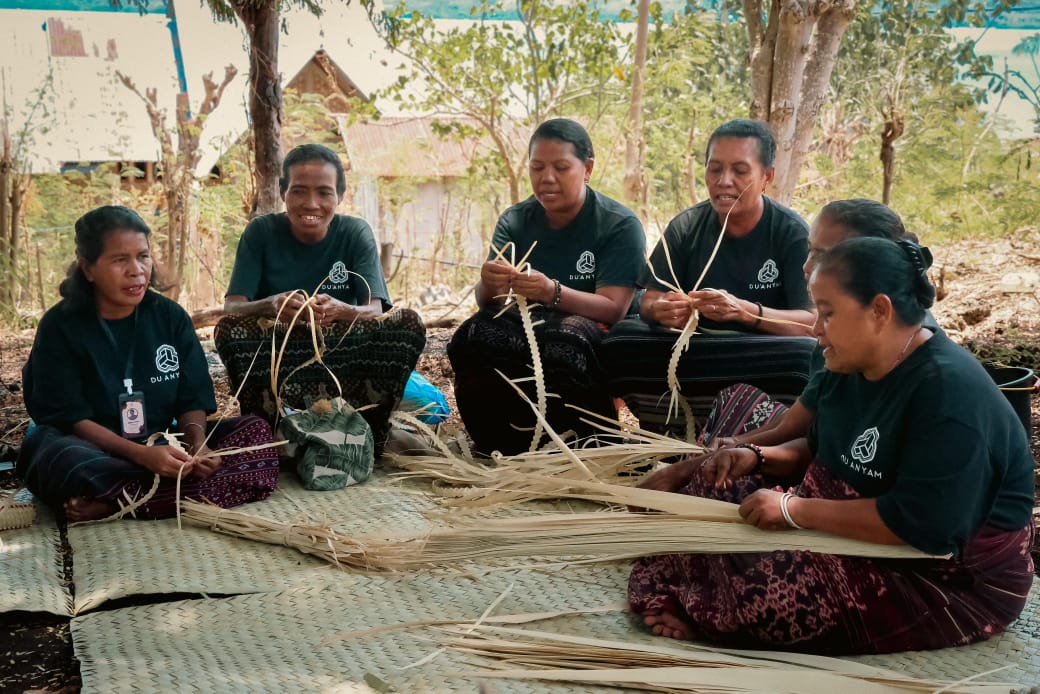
xmin=386 ymin=406 xmax=707 ymax=511
xmin=180 ymin=489 xmax=939 ymax=575
xmin=439 ymin=624 xmax=1013 ymax=693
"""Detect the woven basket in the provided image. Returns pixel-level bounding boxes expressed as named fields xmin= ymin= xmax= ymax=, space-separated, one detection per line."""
xmin=0 ymin=488 xmax=37 ymax=531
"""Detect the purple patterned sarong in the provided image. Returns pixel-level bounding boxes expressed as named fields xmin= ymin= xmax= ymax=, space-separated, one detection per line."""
xmin=18 ymin=416 xmax=279 ymax=520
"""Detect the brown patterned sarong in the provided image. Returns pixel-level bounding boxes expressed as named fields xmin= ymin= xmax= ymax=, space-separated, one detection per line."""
xmin=628 ymin=386 xmax=1035 ymax=654
xmin=214 ymin=309 xmax=426 ymax=454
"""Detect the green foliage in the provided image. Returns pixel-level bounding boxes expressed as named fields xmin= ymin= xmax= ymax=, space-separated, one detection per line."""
xmin=378 ymin=0 xmax=629 ymax=200
xmin=797 ymin=94 xmax=1040 ymax=242
xmin=639 ymin=7 xmax=748 ymax=215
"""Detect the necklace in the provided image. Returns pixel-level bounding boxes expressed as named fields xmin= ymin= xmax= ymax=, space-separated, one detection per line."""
xmin=890 ymin=328 xmax=922 ymax=371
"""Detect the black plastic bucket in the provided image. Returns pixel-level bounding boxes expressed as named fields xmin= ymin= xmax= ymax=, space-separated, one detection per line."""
xmin=984 ymin=364 xmax=1036 ymax=437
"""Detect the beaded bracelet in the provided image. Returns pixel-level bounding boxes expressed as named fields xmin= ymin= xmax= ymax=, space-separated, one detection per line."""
xmin=780 ymin=492 xmax=803 ymax=529
xmin=735 ymin=442 xmax=765 ymax=475
xmin=548 ymin=279 xmax=562 ymax=309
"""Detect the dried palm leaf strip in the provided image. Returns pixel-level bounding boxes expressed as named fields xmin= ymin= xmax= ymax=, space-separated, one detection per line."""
xmin=645 ymin=182 xmax=757 ymax=441
xmin=487 ymin=241 xmax=551 ymax=454
xmin=440 ymin=624 xmax=1011 ymax=693
xmin=181 ymin=491 xmax=939 ymax=576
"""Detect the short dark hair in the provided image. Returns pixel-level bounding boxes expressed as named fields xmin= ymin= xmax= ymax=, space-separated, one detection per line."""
xmin=59 ymin=205 xmax=159 ymax=311
xmin=529 ymin=118 xmax=594 ymax=162
xmin=818 ymin=199 xmax=917 ymax=242
xmin=705 ymin=119 xmax=776 ymax=168
xmin=280 ymin=144 xmax=347 ymax=197
xmin=815 ymin=237 xmax=936 ymax=326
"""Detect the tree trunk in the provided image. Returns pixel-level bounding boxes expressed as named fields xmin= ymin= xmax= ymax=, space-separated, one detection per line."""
xmin=744 ymin=0 xmax=780 ymax=121
xmin=0 ymin=144 xmax=10 ymax=308
xmin=880 ymin=113 xmax=904 ymax=205
xmin=774 ymin=1 xmax=855 ymax=199
xmin=622 ymin=0 xmax=650 ymax=211
xmin=745 ymin=0 xmax=855 ymax=203
xmin=765 ymin=3 xmax=814 ymax=200
xmin=235 ymin=1 xmax=284 ymax=217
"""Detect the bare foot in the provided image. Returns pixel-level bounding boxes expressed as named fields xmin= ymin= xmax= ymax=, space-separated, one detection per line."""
xmin=64 ymin=497 xmax=116 ymax=523
xmin=642 ymin=610 xmax=694 ymax=640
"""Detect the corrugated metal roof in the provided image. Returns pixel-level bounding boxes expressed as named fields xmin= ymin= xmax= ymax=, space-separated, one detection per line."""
xmin=337 ymin=115 xmax=486 ymax=178
xmin=0 ymin=9 xmax=179 ymax=173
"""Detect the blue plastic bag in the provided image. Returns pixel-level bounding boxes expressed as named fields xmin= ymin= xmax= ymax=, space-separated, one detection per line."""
xmin=400 ymin=371 xmax=450 ymax=423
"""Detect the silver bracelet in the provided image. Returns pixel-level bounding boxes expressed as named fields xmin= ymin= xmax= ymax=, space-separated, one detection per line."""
xmin=780 ymin=492 xmax=803 ymax=529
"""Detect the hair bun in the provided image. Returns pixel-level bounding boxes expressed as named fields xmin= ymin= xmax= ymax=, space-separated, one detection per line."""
xmin=897 ymin=240 xmax=935 ymax=309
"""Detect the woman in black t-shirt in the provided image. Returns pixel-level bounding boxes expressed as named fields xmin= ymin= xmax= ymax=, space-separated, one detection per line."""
xmin=18 ymin=206 xmax=279 ymax=521
xmin=629 ymin=237 xmax=1035 ymax=654
xmin=447 ymin=118 xmax=645 ymax=455
xmin=215 ymin=144 xmax=425 ymax=455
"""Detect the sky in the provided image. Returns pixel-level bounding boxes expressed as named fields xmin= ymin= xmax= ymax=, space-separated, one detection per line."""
xmin=0 ymin=0 xmax=1037 ymax=27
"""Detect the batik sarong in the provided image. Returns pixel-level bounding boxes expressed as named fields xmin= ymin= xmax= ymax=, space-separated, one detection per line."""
xmin=214 ymin=309 xmax=425 ymax=454
xmin=599 ymin=318 xmax=816 ymax=437
xmin=448 ymin=307 xmax=616 ymax=456
xmin=17 ymin=415 xmax=279 ymax=520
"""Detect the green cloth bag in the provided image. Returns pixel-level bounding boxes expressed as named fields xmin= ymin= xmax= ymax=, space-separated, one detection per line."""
xmin=278 ymin=398 xmax=375 ymax=491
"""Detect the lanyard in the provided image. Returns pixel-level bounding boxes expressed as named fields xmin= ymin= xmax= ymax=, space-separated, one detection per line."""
xmin=97 ymin=307 xmax=138 ymax=395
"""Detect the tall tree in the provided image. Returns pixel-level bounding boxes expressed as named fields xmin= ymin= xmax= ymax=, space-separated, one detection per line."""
xmin=379 ymin=0 xmax=629 ymax=204
xmin=118 ymin=66 xmax=238 ymax=301
xmin=826 ymin=0 xmax=1016 ymax=202
xmin=622 ymin=0 xmax=651 ymax=210
xmin=743 ymin=0 xmax=857 ymax=202
xmin=119 ymin=0 xmax=341 ymax=217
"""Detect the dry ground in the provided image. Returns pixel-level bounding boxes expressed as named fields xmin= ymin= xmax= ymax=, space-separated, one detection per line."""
xmin=1 ymin=234 xmax=1039 ymax=692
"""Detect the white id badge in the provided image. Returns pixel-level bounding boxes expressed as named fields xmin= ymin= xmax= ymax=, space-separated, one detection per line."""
xmin=119 ymin=391 xmax=147 ymax=438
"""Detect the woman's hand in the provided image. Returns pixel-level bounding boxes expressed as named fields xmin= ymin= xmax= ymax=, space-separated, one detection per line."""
xmin=636 ymin=454 xmax=705 ymax=494
xmin=190 ymin=445 xmax=222 ymax=481
xmin=700 ymin=446 xmax=759 ymax=489
xmin=650 ymin=292 xmax=694 ymax=329
xmin=738 ymin=489 xmax=791 ymax=530
xmin=509 ymin=267 xmax=553 ymax=304
xmin=270 ymin=291 xmax=311 ymax=321
xmin=480 ymin=260 xmax=514 ymax=300
xmin=688 ymin=288 xmax=751 ymax=325
xmin=312 ymin=294 xmax=361 ymax=326
xmin=135 ymin=444 xmax=194 ymax=478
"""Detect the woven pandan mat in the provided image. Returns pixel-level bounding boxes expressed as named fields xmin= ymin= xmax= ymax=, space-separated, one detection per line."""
xmin=0 ymin=499 xmax=72 ymax=616
xmin=71 ymin=564 xmax=1040 ymax=693
xmin=72 ymin=563 xmax=635 ymax=694
xmin=68 ymin=469 xmax=442 ymax=613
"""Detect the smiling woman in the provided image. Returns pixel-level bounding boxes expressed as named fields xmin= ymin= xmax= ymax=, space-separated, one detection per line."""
xmin=214 ymin=144 xmax=426 ymax=455
xmin=17 ymin=206 xmax=279 ymax=522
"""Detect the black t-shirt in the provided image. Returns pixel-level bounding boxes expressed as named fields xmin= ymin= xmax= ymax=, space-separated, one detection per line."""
xmin=803 ymin=331 xmax=1034 ymax=555
xmin=23 ymin=291 xmax=217 ymax=440
xmin=489 ymin=188 xmax=646 ymax=293
xmin=226 ymin=213 xmax=391 ymax=308
xmin=641 ymin=197 xmax=810 ymax=331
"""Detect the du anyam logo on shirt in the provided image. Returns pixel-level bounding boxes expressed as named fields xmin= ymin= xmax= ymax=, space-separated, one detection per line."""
xmin=749 ymin=258 xmax=781 ymax=290
xmin=151 ymin=344 xmax=180 ymax=383
xmin=570 ymin=250 xmax=596 ymax=281
xmin=328 ymin=261 xmax=350 ymax=285
xmin=840 ymin=426 xmax=883 ymax=479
